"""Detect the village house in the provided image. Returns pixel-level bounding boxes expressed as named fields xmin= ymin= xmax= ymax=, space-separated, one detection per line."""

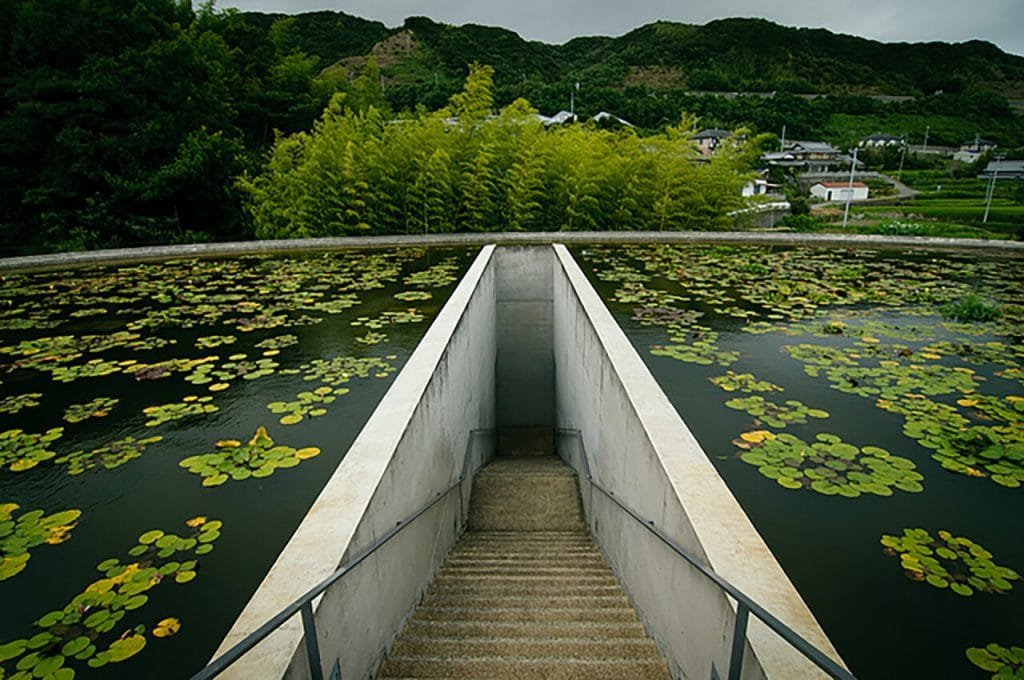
xmin=762 ymin=141 xmax=855 ymax=173
xmin=859 ymin=133 xmax=902 ymax=147
xmin=954 ymin=135 xmax=998 ymax=163
xmin=694 ymin=128 xmax=731 ymax=156
xmin=810 ymin=181 xmax=870 ymax=202
xmin=977 ymin=159 xmax=1024 ymax=180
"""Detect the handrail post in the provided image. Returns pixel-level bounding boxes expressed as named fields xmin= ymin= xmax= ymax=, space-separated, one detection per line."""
xmin=727 ymin=601 xmax=750 ymax=680
xmin=300 ymin=601 xmax=324 ymax=680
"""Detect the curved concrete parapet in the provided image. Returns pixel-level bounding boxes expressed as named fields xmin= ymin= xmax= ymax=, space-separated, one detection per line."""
xmin=551 ymin=244 xmax=846 ymax=679
xmin=1 ymin=231 xmax=1020 ymax=273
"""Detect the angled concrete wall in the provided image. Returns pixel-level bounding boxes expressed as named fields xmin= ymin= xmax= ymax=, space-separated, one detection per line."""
xmin=211 ymin=241 xmax=846 ymax=680
xmin=551 ymin=244 xmax=847 ymax=679
xmin=494 ymin=246 xmax=555 ymax=455
xmin=212 ymin=245 xmax=498 ymax=680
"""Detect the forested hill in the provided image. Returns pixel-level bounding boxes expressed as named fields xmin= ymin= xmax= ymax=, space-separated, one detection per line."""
xmin=260 ymin=13 xmax=1024 ymax=99
xmin=1 ymin=1 xmax=1021 ymax=255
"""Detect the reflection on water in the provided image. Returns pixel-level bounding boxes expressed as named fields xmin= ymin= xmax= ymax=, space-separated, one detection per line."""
xmin=0 ymin=247 xmax=475 ymax=678
xmin=575 ymin=244 xmax=1024 ymax=680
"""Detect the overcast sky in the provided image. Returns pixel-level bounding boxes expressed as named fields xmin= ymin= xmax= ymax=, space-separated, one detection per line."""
xmin=214 ymin=0 xmax=1024 ymax=56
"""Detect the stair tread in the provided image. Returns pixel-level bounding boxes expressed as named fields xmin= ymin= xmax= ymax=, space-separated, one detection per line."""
xmin=402 ymin=621 xmax=650 ymax=638
xmin=381 ymin=455 xmax=668 ymax=677
xmin=378 ymin=655 xmax=671 ymax=679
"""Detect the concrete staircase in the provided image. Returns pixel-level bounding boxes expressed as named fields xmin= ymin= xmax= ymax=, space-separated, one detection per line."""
xmin=377 ymin=457 xmax=670 ymax=679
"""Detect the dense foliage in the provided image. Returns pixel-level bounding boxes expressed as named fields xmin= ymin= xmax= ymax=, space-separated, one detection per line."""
xmin=1 ymin=3 xmax=1021 ymax=253
xmin=241 ymin=64 xmax=756 ymax=237
xmin=0 ymin=1 xmax=392 ymax=254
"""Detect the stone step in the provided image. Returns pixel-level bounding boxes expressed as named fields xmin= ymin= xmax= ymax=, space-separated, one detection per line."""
xmin=389 ymin=636 xmax=661 ymax=659
xmin=429 ymin=582 xmax=624 ymax=597
xmin=475 ymin=458 xmax=578 ymax=475
xmin=430 ymin=573 xmax=618 ymax=589
xmin=468 ymin=469 xmax=584 ymax=531
xmin=399 ymin=620 xmax=651 ymax=641
xmin=380 ymin=456 xmax=669 ymax=679
xmin=378 ymin=656 xmax=671 ymax=679
xmin=420 ymin=591 xmax=632 ymax=609
xmin=410 ymin=606 xmax=641 ymax=624
xmin=442 ymin=554 xmax=609 ymax=567
xmin=451 ymin=543 xmax=599 ymax=554
xmin=436 ymin=561 xmax=610 ymax=573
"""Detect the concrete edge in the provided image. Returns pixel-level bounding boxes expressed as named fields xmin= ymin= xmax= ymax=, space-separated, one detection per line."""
xmin=551 ymin=243 xmax=848 ymax=674
xmin=2 ymin=231 xmax=1020 ymax=272
xmin=210 ymin=244 xmax=496 ymax=678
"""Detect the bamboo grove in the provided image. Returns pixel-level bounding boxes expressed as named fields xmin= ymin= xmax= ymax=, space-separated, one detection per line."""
xmin=241 ymin=64 xmax=761 ymax=237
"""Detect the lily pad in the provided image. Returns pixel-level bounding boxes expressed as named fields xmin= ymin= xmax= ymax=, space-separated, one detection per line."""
xmin=724 ymin=395 xmax=829 ymax=428
xmin=709 ymin=372 xmax=783 ymax=394
xmin=0 ymin=517 xmax=222 ymax=675
xmin=966 ymin=643 xmax=1024 ymax=677
xmin=63 ymin=397 xmax=119 ymax=424
xmin=881 ymin=528 xmax=1020 ymax=596
xmin=0 ymin=428 xmax=64 ymax=472
xmin=0 ymin=393 xmax=43 ymax=416
xmin=734 ymin=431 xmax=923 ymax=497
xmin=55 ymin=435 xmax=164 ymax=476
xmin=267 ymin=386 xmax=338 ymax=425
xmin=142 ymin=396 xmax=218 ymax=427
xmin=179 ymin=427 xmax=321 ymax=486
xmin=0 ymin=503 xmax=81 ymax=581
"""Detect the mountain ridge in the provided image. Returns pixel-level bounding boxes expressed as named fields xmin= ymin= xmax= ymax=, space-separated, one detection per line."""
xmin=249 ymin=11 xmax=1024 ymax=99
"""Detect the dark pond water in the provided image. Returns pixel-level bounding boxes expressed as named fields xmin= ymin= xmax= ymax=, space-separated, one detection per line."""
xmin=0 ymin=247 xmax=475 ymax=679
xmin=573 ymin=244 xmax=1024 ymax=680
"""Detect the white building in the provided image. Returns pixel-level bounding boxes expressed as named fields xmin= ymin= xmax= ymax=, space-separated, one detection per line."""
xmin=810 ymin=181 xmax=869 ymax=202
xmin=860 ymin=133 xmax=902 ymax=148
xmin=741 ymin=177 xmax=782 ymax=197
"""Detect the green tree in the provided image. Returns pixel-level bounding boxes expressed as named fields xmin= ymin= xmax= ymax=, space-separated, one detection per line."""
xmin=457 ymin=142 xmax=499 ymax=231
xmin=410 ymin=148 xmax=454 ymax=234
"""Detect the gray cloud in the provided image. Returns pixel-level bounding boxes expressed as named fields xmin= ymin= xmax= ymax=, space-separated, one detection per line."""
xmin=213 ymin=0 xmax=1024 ymax=56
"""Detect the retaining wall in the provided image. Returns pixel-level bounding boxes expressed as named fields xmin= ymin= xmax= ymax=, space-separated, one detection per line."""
xmin=2 ymin=231 xmax=1019 ymax=273
xmin=212 ymin=245 xmax=498 ymax=679
xmin=551 ymin=244 xmax=846 ymax=679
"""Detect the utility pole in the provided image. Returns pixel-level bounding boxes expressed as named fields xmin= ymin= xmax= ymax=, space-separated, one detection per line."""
xmin=780 ymin=124 xmax=787 ymax=151
xmin=983 ymin=153 xmax=1006 ymax=223
xmin=842 ymin=147 xmax=859 ymax=230
xmin=896 ymin=135 xmax=907 ymax=183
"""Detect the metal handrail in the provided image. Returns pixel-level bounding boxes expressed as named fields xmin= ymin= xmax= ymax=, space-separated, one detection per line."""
xmin=191 ymin=430 xmax=492 ymax=680
xmin=561 ymin=430 xmax=856 ymax=680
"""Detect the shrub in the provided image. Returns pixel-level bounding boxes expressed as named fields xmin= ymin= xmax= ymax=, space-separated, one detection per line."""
xmin=940 ymin=294 xmax=1002 ymax=322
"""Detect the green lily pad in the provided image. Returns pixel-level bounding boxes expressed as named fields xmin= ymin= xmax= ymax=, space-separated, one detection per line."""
xmin=0 ymin=393 xmax=43 ymax=416
xmin=0 ymin=428 xmax=65 ymax=472
xmin=142 ymin=396 xmax=218 ymax=427
xmin=734 ymin=431 xmax=922 ymax=497
xmin=179 ymin=427 xmax=321 ymax=486
xmin=63 ymin=397 xmax=120 ymax=424
xmin=0 ymin=503 xmax=80 ymax=581
xmin=267 ymin=386 xmax=337 ymax=425
xmin=881 ymin=528 xmax=1020 ymax=596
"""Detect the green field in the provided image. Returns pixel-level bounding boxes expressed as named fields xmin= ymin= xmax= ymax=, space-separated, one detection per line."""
xmin=800 ymin=168 xmax=1024 ymax=239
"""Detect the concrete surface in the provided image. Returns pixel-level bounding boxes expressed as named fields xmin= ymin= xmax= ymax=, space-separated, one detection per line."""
xmin=379 ymin=456 xmax=670 ymax=679
xmin=209 ymin=241 xmax=852 ymax=680
xmin=551 ymin=244 xmax=847 ymax=679
xmin=210 ymin=245 xmax=498 ymax=680
xmin=1 ymin=231 xmax=1019 ymax=274
xmin=494 ymin=247 xmax=555 ymax=455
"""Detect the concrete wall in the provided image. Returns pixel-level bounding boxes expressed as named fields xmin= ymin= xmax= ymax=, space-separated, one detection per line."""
xmin=551 ymin=244 xmax=847 ymax=679
xmin=494 ymin=246 xmax=555 ymax=455
xmin=3 ymin=231 xmax=1019 ymax=274
xmin=212 ymin=245 xmax=498 ymax=680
